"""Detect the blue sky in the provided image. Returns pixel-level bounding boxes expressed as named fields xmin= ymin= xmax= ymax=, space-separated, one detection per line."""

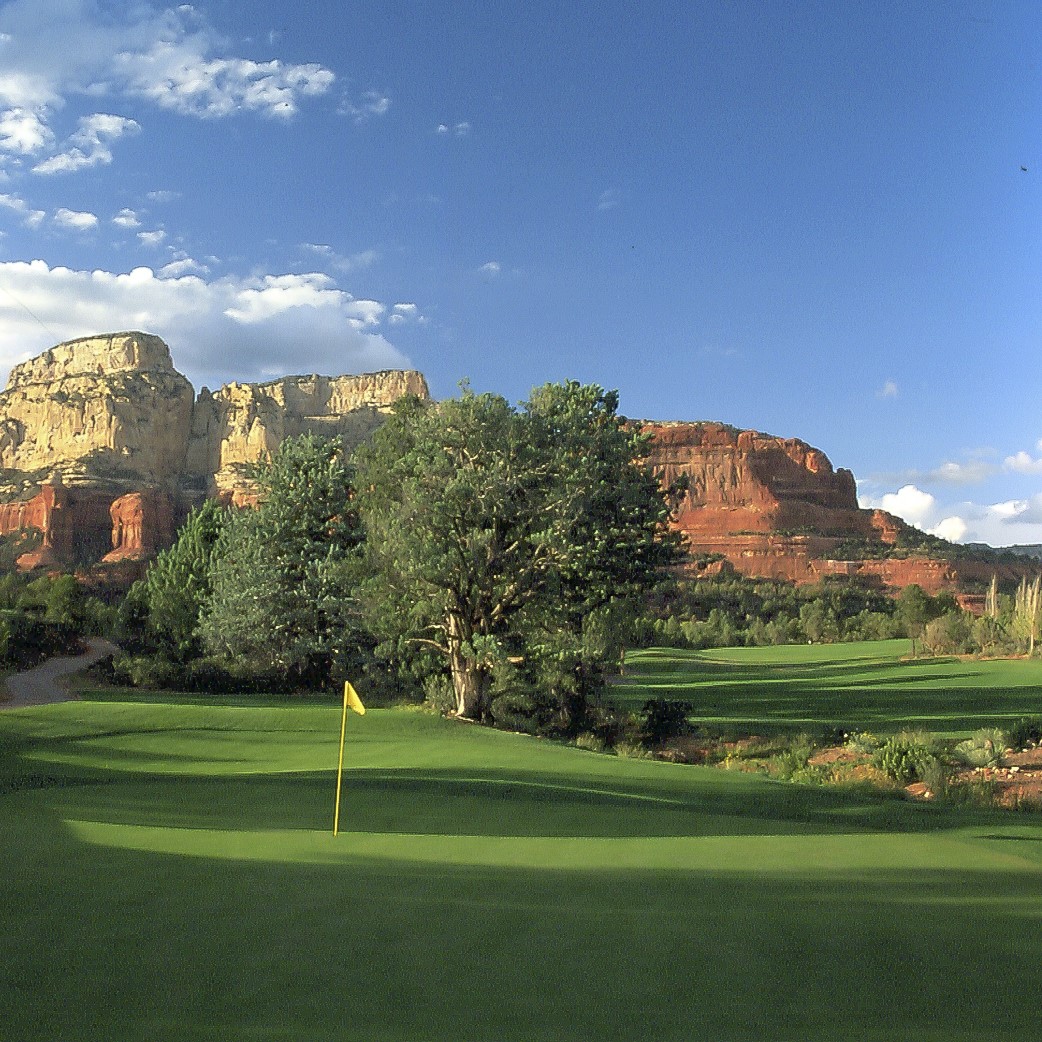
xmin=0 ymin=0 xmax=1040 ymax=547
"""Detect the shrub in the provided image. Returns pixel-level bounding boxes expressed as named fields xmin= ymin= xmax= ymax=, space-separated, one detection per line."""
xmin=873 ymin=731 xmax=941 ymax=784
xmin=845 ymin=730 xmax=881 ymax=754
xmin=770 ymin=735 xmax=815 ymax=781
xmin=422 ymin=674 xmax=456 ymax=715
xmin=614 ymin=740 xmax=652 ymax=760
xmin=1006 ymin=717 xmax=1042 ymax=751
xmin=639 ymin=699 xmax=692 ymax=746
xmin=952 ymin=728 xmax=1007 ymax=769
xmin=574 ymin=733 xmax=606 ymax=753
xmin=489 ymin=691 xmax=542 ymax=734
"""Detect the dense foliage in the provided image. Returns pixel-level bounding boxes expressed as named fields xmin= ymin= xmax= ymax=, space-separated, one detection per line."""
xmin=353 ymin=383 xmax=685 ymax=722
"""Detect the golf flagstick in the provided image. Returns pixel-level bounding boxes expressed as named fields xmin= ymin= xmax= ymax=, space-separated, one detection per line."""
xmin=333 ymin=681 xmax=365 ymax=836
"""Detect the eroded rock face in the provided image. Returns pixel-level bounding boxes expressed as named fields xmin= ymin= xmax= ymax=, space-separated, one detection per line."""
xmin=642 ymin=421 xmax=1030 ymax=594
xmin=0 ymin=333 xmax=429 ymax=571
xmin=184 ymin=370 xmax=430 ymax=497
xmin=0 ymin=333 xmax=195 ymax=491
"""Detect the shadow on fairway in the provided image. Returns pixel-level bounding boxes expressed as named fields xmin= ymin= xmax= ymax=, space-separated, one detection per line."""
xmin=4 ymin=813 xmax=1042 ymax=1042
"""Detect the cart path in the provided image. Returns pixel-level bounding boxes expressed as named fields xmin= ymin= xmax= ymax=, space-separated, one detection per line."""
xmin=1 ymin=638 xmax=118 ymax=709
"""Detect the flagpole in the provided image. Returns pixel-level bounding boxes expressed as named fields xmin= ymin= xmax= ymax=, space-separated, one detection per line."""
xmin=333 ymin=682 xmax=349 ymax=836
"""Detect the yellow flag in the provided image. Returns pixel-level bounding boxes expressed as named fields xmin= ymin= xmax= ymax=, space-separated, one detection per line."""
xmin=344 ymin=681 xmax=365 ymax=716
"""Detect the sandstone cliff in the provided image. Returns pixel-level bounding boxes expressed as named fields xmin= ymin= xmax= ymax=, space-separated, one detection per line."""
xmin=0 ymin=333 xmax=429 ymax=571
xmin=643 ymin=421 xmax=1030 ymax=595
xmin=0 ymin=332 xmax=195 ymax=493
xmin=184 ymin=370 xmax=430 ymax=498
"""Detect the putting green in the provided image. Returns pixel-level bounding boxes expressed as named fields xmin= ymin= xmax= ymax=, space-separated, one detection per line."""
xmin=2 ymin=696 xmax=1042 ymax=1042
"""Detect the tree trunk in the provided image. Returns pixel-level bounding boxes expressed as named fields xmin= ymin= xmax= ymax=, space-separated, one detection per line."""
xmin=447 ymin=615 xmax=488 ymax=720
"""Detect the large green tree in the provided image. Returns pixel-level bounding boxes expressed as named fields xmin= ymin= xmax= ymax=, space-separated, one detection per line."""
xmin=134 ymin=498 xmax=228 ymax=659
xmin=354 ymin=382 xmax=685 ymax=721
xmin=198 ymin=434 xmax=366 ymax=686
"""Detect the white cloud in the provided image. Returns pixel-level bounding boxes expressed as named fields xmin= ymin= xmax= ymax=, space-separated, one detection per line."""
xmin=437 ymin=121 xmax=470 ymax=137
xmin=931 ymin=516 xmax=967 ymax=542
xmin=877 ymin=379 xmax=898 ymax=399
xmin=0 ymin=260 xmax=410 ymax=390
xmin=877 ymin=484 xmax=937 ymax=528
xmin=0 ymin=105 xmax=53 ymax=155
xmin=597 ymin=188 xmax=621 ymax=211
xmin=137 ymin=229 xmax=167 ymax=247
xmin=0 ymin=2 xmax=337 ymax=176
xmin=479 ymin=261 xmax=501 ymax=277
xmin=1005 ymin=443 xmax=1042 ymax=474
xmin=389 ymin=302 xmax=420 ymax=325
xmin=301 ymin=244 xmax=378 ymax=273
xmin=112 ymin=207 xmax=141 ymax=229
xmin=158 ymin=254 xmax=209 ymax=278
xmin=0 ymin=190 xmax=44 ymax=227
xmin=927 ymin=459 xmax=997 ymax=484
xmin=32 ymin=113 xmax=139 ymax=174
xmin=52 ymin=207 xmax=97 ymax=230
xmin=147 ymin=190 xmax=180 ymax=203
xmin=860 ymin=481 xmax=1042 ymax=548
xmin=116 ymin=46 xmax=334 ymax=120
xmin=340 ymin=90 xmax=390 ymax=122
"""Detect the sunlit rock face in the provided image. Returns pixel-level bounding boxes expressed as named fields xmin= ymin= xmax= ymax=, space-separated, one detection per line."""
xmin=641 ymin=421 xmax=1028 ymax=596
xmin=0 ymin=332 xmax=195 ymax=489
xmin=0 ymin=332 xmax=429 ymax=573
xmin=184 ymin=369 xmax=430 ymax=498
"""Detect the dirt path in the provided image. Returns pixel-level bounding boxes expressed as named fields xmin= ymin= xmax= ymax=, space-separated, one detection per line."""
xmin=1 ymin=638 xmax=118 ymax=709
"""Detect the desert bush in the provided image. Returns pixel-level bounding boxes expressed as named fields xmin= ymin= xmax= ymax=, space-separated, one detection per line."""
xmin=770 ymin=735 xmax=815 ymax=781
xmin=614 ymin=739 xmax=652 ymax=759
xmin=1006 ymin=717 xmax=1042 ymax=750
xmin=574 ymin=732 xmax=606 ymax=753
xmin=952 ymin=728 xmax=1007 ymax=769
xmin=639 ymin=699 xmax=692 ymax=746
xmin=845 ymin=730 xmax=882 ymax=754
xmin=873 ymin=731 xmax=941 ymax=784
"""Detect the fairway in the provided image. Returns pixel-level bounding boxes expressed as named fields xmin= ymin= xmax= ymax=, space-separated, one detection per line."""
xmin=2 ymin=694 xmax=1042 ymax=1041
xmin=618 ymin=640 xmax=1042 ymax=735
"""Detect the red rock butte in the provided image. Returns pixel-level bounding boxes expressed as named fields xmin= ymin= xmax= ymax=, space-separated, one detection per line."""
xmin=642 ymin=421 xmax=1030 ymax=598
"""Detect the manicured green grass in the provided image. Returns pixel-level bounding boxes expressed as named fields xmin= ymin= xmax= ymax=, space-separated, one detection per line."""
xmin=618 ymin=640 xmax=1042 ymax=735
xmin=2 ymin=692 xmax=1042 ymax=1041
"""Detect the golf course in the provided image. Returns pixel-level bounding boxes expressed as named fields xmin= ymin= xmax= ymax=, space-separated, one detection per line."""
xmin=2 ymin=642 xmax=1042 ymax=1041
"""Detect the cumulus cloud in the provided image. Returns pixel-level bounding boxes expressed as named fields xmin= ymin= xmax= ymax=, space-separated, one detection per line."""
xmin=876 ymin=484 xmax=937 ymax=528
xmin=1005 ymin=441 xmax=1042 ymax=474
xmin=32 ymin=113 xmax=139 ymax=174
xmin=877 ymin=379 xmax=898 ymax=399
xmin=860 ymin=480 xmax=1042 ymax=548
xmin=137 ymin=229 xmax=167 ymax=247
xmin=0 ymin=260 xmax=411 ymax=390
xmin=52 ymin=207 xmax=97 ymax=230
xmin=436 ymin=121 xmax=470 ymax=137
xmin=479 ymin=261 xmax=501 ymax=277
xmin=0 ymin=1 xmax=337 ymax=176
xmin=112 ymin=207 xmax=141 ymax=229
xmin=0 ymin=190 xmax=44 ymax=227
